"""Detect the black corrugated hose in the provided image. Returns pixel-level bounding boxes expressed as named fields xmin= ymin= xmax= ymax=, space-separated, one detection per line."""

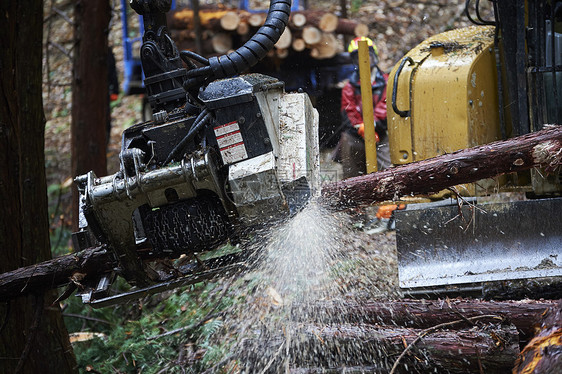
xmin=182 ymin=0 xmax=291 ymax=89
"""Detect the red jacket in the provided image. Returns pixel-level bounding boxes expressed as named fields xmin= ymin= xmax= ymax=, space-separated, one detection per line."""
xmin=341 ymin=69 xmax=388 ymax=136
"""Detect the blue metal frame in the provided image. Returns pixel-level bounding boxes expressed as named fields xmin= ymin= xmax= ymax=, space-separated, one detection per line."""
xmin=120 ymin=0 xmax=145 ymax=94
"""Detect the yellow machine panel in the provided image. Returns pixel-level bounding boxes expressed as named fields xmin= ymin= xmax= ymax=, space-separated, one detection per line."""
xmin=387 ymin=26 xmax=502 ymax=194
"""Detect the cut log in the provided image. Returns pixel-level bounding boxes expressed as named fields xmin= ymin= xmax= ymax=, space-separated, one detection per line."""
xmin=275 ymin=27 xmax=292 ymax=49
xmin=310 ymin=33 xmax=338 ymax=59
xmin=321 ymin=125 xmax=562 ymax=207
xmin=335 ymin=18 xmax=369 ymax=37
xmin=513 ymin=300 xmax=562 ymax=374
xmin=211 ymin=32 xmax=233 ymax=54
xmin=353 ymin=23 xmax=370 ymax=37
xmin=290 ymin=12 xmax=307 ymax=29
xmin=292 ymin=38 xmax=306 ymax=52
xmin=276 ymin=48 xmax=289 ymax=59
xmin=303 ymin=10 xmax=339 ymax=33
xmin=292 ymin=298 xmax=557 ymax=342
xmin=236 ymin=20 xmax=249 ymax=35
xmin=248 ymin=13 xmax=264 ymax=27
xmin=220 ymin=11 xmax=240 ymax=31
xmin=169 ymin=8 xmax=228 ymax=30
xmin=318 ymin=12 xmax=338 ymax=33
xmin=0 ymin=246 xmax=113 ymax=301
xmin=302 ymin=26 xmax=322 ymax=45
xmin=241 ymin=322 xmax=520 ymax=373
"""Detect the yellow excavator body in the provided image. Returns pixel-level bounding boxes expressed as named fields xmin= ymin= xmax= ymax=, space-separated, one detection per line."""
xmin=384 ymin=6 xmax=562 ymax=295
xmin=387 ymin=26 xmax=503 ymax=195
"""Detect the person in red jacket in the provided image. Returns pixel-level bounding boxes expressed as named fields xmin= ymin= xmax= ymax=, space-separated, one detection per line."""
xmin=336 ymin=37 xmax=391 ymax=179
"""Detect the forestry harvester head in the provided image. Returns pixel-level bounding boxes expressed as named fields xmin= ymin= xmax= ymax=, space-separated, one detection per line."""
xmin=72 ymin=0 xmax=320 ymax=307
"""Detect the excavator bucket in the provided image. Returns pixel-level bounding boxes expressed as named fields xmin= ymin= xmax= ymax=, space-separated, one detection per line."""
xmin=395 ymin=197 xmax=562 ymax=295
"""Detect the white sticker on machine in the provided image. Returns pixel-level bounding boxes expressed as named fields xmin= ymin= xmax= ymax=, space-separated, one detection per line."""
xmin=214 ymin=121 xmax=248 ymax=164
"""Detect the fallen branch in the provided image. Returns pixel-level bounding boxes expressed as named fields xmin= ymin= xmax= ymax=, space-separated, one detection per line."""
xmin=0 ymin=246 xmax=113 ymax=301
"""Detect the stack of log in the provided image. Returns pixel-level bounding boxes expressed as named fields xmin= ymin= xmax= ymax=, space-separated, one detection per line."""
xmin=167 ymin=7 xmax=369 ymax=60
xmin=239 ymin=299 xmax=560 ymax=373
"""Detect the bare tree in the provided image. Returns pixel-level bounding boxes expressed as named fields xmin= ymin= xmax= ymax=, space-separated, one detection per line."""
xmin=0 ymin=1 xmax=77 ymax=373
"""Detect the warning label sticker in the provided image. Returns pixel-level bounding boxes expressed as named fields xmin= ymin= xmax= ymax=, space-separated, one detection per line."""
xmin=214 ymin=121 xmax=248 ymax=164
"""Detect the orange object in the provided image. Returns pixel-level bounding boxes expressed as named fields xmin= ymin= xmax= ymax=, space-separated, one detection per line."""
xmin=110 ymin=93 xmax=119 ymax=102
xmin=357 ymin=123 xmax=365 ymax=137
xmin=376 ymin=204 xmax=406 ymax=219
xmin=355 ymin=123 xmax=379 ymax=142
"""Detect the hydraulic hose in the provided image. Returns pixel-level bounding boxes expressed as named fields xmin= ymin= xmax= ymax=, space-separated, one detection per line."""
xmin=164 ymin=108 xmax=212 ymax=164
xmin=186 ymin=0 xmax=291 ymax=83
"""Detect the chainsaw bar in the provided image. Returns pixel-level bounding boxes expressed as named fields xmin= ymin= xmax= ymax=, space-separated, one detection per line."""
xmin=88 ymin=251 xmax=248 ymax=308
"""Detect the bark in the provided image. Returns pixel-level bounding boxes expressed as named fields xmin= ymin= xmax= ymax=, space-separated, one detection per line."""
xmin=300 ymin=10 xmax=339 ymax=32
xmin=241 ymin=322 xmax=520 ymax=373
xmin=513 ymin=300 xmax=562 ymax=374
xmin=0 ymin=247 xmax=113 ymax=302
xmin=0 ymin=1 xmax=77 ymax=373
xmin=293 ymin=299 xmax=557 ymax=342
xmin=335 ymin=18 xmax=369 ymax=36
xmin=321 ymin=125 xmax=562 ymax=207
xmin=71 ymin=0 xmax=110 ymax=230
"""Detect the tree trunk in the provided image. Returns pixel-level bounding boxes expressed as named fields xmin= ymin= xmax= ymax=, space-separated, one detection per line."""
xmin=0 ymin=2 xmax=77 ymax=373
xmin=242 ymin=322 xmax=520 ymax=373
xmin=71 ymin=0 xmax=110 ymax=230
xmin=321 ymin=126 xmax=562 ymax=207
xmin=293 ymin=299 xmax=557 ymax=342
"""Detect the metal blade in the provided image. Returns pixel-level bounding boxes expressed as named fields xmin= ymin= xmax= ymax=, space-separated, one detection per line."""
xmin=396 ymin=197 xmax=562 ymax=292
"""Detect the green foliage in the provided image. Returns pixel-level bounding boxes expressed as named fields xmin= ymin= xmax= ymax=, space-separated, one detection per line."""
xmin=351 ymin=0 xmax=363 ymax=14
xmin=64 ymin=277 xmax=244 ymax=373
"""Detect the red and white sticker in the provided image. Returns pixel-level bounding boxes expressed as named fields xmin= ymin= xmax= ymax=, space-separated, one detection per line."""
xmin=214 ymin=121 xmax=248 ymax=164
